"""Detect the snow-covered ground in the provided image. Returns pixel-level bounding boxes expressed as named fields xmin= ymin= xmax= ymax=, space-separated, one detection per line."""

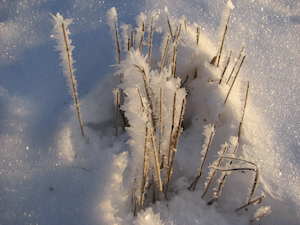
xmin=0 ymin=0 xmax=299 ymax=224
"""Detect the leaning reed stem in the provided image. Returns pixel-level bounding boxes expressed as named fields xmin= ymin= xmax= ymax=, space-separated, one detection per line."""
xmin=201 ymin=144 xmax=229 ymax=199
xmin=62 ymin=22 xmax=84 ymax=138
xmin=224 ymin=55 xmax=246 ymax=104
xmin=148 ymin=17 xmax=154 ymax=67
xmin=189 ymin=125 xmax=215 ymax=191
xmin=160 ymin=36 xmax=170 ymax=72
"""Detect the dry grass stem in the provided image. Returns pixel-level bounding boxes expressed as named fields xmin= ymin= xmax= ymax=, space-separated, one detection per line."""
xmin=189 ymin=126 xmax=215 ymax=191
xmin=131 ymin=31 xmax=134 ymax=48
xmin=171 ymin=24 xmax=182 ymax=77
xmin=148 ymin=17 xmax=154 ymax=67
xmin=139 ymin=21 xmax=145 ymax=53
xmin=224 ymin=55 xmax=246 ymax=104
xmin=62 ymin=23 xmax=85 ymax=138
xmin=158 ymin=87 xmax=163 ymax=161
xmin=150 ymin=126 xmax=163 ymax=195
xmin=114 ymin=17 xmax=121 ymax=64
xmin=116 ymin=90 xmax=120 ymax=137
xmin=166 ymin=13 xmax=174 ymax=42
xmin=219 ymin=50 xmax=232 ymax=84
xmin=134 ymin=65 xmax=156 ymax=130
xmin=201 ymin=144 xmax=229 ymax=199
xmin=238 ymin=81 xmax=249 ymax=138
xmin=160 ymin=36 xmax=170 ymax=72
xmin=217 ymin=9 xmax=232 ymax=67
xmin=226 ymin=45 xmax=245 ymax=84
xmin=164 ymin=99 xmax=185 ymax=197
xmin=235 ymin=195 xmax=265 ymax=212
xmin=197 ymin=27 xmax=200 ymax=45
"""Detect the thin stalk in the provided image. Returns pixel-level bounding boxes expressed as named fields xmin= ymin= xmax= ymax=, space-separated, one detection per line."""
xmin=164 ymin=99 xmax=185 ymax=198
xmin=160 ymin=35 xmax=170 ymax=72
xmin=149 ymin=126 xmax=163 ymax=195
xmin=196 ymin=26 xmax=200 ymax=45
xmin=235 ymin=194 xmax=265 ymax=212
xmin=217 ymin=9 xmax=232 ymax=67
xmin=114 ymin=17 xmax=121 ymax=64
xmin=201 ymin=144 xmax=229 ymax=199
xmin=189 ymin=126 xmax=215 ymax=191
xmin=171 ymin=24 xmax=181 ymax=77
xmin=238 ymin=81 xmax=249 ymax=139
xmin=133 ymin=197 xmax=137 ymax=216
xmin=139 ymin=21 xmax=145 ymax=53
xmin=226 ymin=45 xmax=245 ymax=84
xmin=167 ymin=92 xmax=176 ymax=169
xmin=139 ymin=121 xmax=150 ymax=212
xmin=148 ymin=17 xmax=154 ymax=67
xmin=131 ymin=30 xmax=134 ymax=48
xmin=134 ymin=65 xmax=156 ymax=130
xmin=116 ymin=90 xmax=120 ymax=137
xmin=158 ymin=87 xmax=163 ymax=162
xmin=219 ymin=50 xmax=232 ymax=84
xmin=224 ymin=55 xmax=246 ymax=104
xmin=131 ymin=175 xmax=137 ymax=204
xmin=62 ymin=23 xmax=84 ymax=138
xmin=209 ymin=157 xmax=259 ymax=206
xmin=166 ymin=13 xmax=174 ymax=42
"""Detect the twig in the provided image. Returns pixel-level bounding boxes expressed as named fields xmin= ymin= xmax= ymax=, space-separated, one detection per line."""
xmin=171 ymin=24 xmax=181 ymax=77
xmin=62 ymin=23 xmax=84 ymax=138
xmin=139 ymin=21 xmax=145 ymax=53
xmin=217 ymin=9 xmax=232 ymax=67
xmin=114 ymin=17 xmax=121 ymax=64
xmin=164 ymin=99 xmax=185 ymax=198
xmin=166 ymin=13 xmax=174 ymax=42
xmin=226 ymin=45 xmax=245 ymax=84
xmin=224 ymin=55 xmax=246 ymax=104
xmin=235 ymin=194 xmax=265 ymax=212
xmin=196 ymin=26 xmax=200 ymax=45
xmin=116 ymin=90 xmax=120 ymax=137
xmin=134 ymin=65 xmax=156 ymax=130
xmin=201 ymin=144 xmax=229 ymax=199
xmin=148 ymin=17 xmax=154 ymax=67
xmin=219 ymin=50 xmax=232 ymax=84
xmin=160 ymin=35 xmax=170 ymax=72
xmin=158 ymin=87 xmax=163 ymax=162
xmin=189 ymin=125 xmax=215 ymax=191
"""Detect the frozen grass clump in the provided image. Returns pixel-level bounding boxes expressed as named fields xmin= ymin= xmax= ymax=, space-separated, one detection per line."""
xmin=50 ymin=1 xmax=271 ymax=223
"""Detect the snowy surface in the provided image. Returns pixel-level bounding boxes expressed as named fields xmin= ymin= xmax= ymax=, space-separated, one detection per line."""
xmin=0 ymin=0 xmax=299 ymax=224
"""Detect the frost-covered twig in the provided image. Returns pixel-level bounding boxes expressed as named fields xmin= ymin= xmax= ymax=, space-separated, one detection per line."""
xmin=51 ymin=13 xmax=85 ymax=138
xmin=224 ymin=55 xmax=246 ymax=104
xmin=208 ymin=156 xmax=259 ymax=206
xmin=164 ymin=99 xmax=185 ymax=198
xmin=219 ymin=50 xmax=232 ymax=84
xmin=196 ymin=26 xmax=200 ymax=45
xmin=148 ymin=17 xmax=154 ymax=67
xmin=226 ymin=45 xmax=245 ymax=84
xmin=160 ymin=35 xmax=170 ymax=72
xmin=166 ymin=12 xmax=174 ymax=43
xmin=189 ymin=124 xmax=215 ymax=191
xmin=235 ymin=194 xmax=265 ymax=212
xmin=201 ymin=143 xmax=229 ymax=199
xmin=171 ymin=24 xmax=182 ymax=77
xmin=115 ymin=90 xmax=120 ymax=137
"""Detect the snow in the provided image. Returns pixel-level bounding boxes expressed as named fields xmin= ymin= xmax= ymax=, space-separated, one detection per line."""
xmin=0 ymin=0 xmax=299 ymax=225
